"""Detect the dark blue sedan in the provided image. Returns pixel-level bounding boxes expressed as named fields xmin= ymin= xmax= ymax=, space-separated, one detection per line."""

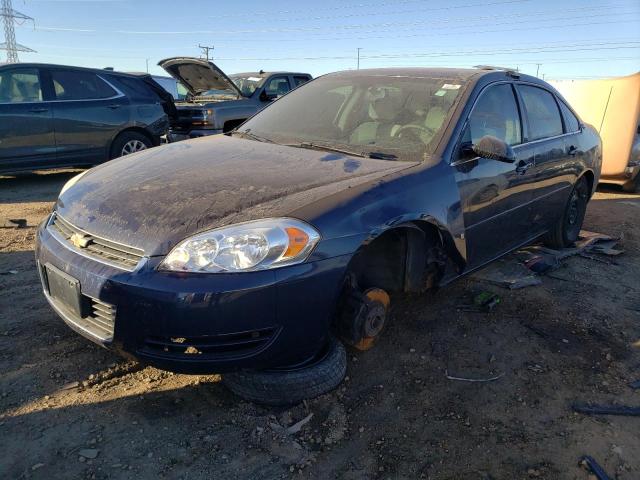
xmin=36 ymin=67 xmax=601 ymax=404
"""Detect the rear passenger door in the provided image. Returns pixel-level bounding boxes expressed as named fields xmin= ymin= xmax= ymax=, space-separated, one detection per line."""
xmin=49 ymin=68 xmax=129 ymax=164
xmin=0 ymin=67 xmax=56 ymax=171
xmin=515 ymin=84 xmax=575 ymax=233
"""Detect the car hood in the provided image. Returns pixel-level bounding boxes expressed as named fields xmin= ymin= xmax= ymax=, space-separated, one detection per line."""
xmin=56 ymin=136 xmax=418 ymax=256
xmin=158 ymin=57 xmax=244 ymax=98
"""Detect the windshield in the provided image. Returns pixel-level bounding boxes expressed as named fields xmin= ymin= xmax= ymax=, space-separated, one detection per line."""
xmin=237 ymin=74 xmax=466 ymax=161
xmin=230 ymin=74 xmax=263 ymax=97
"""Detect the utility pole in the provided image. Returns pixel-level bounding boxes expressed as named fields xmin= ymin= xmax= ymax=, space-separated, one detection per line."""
xmin=145 ymin=58 xmax=149 ymax=73
xmin=356 ymin=47 xmax=362 ymax=70
xmin=198 ymin=44 xmax=214 ymax=61
xmin=535 ymin=63 xmax=541 ymax=77
xmin=0 ymin=0 xmax=35 ymax=63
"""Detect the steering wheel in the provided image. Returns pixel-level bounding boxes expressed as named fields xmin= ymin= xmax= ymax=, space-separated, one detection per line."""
xmin=393 ymin=124 xmax=435 ymax=139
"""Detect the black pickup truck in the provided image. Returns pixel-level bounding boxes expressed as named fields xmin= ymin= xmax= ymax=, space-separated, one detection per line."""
xmin=159 ymin=57 xmax=312 ymax=141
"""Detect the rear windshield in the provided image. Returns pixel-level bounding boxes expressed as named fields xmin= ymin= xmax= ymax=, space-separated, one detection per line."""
xmin=238 ymin=74 xmax=466 ymax=161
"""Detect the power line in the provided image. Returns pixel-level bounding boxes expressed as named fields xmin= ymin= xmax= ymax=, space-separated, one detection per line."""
xmin=198 ymin=44 xmax=214 ymax=61
xmin=0 ymin=0 xmax=35 ymax=63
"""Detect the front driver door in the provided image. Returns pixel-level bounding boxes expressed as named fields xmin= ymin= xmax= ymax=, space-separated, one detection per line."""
xmin=0 ymin=67 xmax=56 ymax=171
xmin=453 ymin=82 xmax=537 ymax=268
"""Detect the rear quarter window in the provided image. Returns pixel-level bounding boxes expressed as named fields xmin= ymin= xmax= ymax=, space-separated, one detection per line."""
xmin=558 ymin=100 xmax=580 ymax=133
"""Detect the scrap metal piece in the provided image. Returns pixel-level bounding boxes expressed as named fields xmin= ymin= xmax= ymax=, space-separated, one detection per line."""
xmin=572 ymin=403 xmax=640 ymax=416
xmin=579 ymin=455 xmax=612 ymax=480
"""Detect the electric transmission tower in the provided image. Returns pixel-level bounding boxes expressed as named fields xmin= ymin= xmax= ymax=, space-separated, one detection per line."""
xmin=1 ymin=0 xmax=35 ymax=63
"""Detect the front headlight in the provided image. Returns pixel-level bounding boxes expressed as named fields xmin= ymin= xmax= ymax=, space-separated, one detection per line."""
xmin=59 ymin=170 xmax=89 ymax=197
xmin=159 ymin=218 xmax=321 ymax=273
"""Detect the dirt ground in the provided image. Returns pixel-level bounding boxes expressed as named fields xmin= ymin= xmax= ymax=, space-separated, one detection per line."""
xmin=1 ymin=170 xmax=639 ymax=480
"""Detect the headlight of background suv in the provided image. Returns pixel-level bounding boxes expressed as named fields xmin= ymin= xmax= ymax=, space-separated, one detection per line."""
xmin=159 ymin=218 xmax=321 ymax=273
xmin=59 ymin=170 xmax=89 ymax=197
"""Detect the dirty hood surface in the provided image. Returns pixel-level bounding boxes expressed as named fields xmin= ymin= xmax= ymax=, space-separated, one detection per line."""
xmin=57 ymin=136 xmax=417 ymax=256
xmin=158 ymin=57 xmax=244 ymax=97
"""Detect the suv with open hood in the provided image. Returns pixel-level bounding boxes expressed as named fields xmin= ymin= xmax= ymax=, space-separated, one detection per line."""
xmin=158 ymin=57 xmax=311 ymax=141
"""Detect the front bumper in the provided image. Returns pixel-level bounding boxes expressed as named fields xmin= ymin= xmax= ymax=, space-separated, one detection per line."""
xmin=35 ymin=218 xmax=350 ymax=374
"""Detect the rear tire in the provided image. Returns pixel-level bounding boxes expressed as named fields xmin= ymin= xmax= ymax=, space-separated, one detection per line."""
xmin=222 ymin=337 xmax=347 ymax=406
xmin=544 ymin=176 xmax=590 ymax=249
xmin=622 ymin=174 xmax=640 ymax=193
xmin=110 ymin=131 xmax=152 ymax=159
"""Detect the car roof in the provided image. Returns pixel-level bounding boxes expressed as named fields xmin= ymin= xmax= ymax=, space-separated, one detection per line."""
xmin=231 ymin=71 xmax=311 ymax=77
xmin=323 ymin=67 xmax=545 ymax=87
xmin=0 ymin=62 xmax=150 ymax=79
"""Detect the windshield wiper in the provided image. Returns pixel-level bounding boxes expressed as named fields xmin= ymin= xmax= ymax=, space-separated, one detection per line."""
xmin=229 ymin=130 xmax=275 ymax=143
xmin=288 ymin=142 xmax=398 ymax=161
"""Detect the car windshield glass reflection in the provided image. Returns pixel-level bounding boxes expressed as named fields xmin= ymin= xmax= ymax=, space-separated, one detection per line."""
xmin=237 ymin=75 xmax=466 ymax=161
xmin=230 ymin=75 xmax=263 ymax=96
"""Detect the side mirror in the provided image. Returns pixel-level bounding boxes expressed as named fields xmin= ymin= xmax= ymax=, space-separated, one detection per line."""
xmin=259 ymin=90 xmax=276 ymax=102
xmin=471 ymin=135 xmax=516 ymax=163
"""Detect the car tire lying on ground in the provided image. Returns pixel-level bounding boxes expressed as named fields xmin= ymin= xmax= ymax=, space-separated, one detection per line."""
xmin=222 ymin=337 xmax=347 ymax=406
xmin=110 ymin=131 xmax=153 ymax=159
xmin=544 ymin=175 xmax=589 ymax=249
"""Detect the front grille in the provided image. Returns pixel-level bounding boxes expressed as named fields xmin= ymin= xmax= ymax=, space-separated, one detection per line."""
xmin=88 ymin=297 xmax=116 ymax=339
xmin=49 ymin=213 xmax=144 ymax=271
xmin=141 ymin=327 xmax=279 ymax=360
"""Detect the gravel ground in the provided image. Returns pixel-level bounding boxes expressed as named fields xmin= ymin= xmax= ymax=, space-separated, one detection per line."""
xmin=0 ymin=170 xmax=639 ymax=480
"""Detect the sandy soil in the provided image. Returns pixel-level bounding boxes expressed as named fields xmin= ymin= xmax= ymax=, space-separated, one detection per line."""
xmin=0 ymin=170 xmax=638 ymax=480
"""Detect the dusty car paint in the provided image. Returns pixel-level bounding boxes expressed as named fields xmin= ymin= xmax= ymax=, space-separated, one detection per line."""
xmin=36 ymin=68 xmax=602 ymax=374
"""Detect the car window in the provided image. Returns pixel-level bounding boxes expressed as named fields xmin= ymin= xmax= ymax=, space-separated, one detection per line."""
xmin=238 ymin=74 xmax=467 ymax=162
xmin=518 ymin=85 xmax=563 ymax=141
xmin=51 ymin=70 xmax=117 ymax=101
xmin=558 ymin=100 xmax=580 ymax=133
xmin=293 ymin=75 xmax=310 ymax=87
xmin=0 ymin=69 xmax=43 ymax=103
xmin=230 ymin=75 xmax=263 ymax=96
xmin=264 ymin=76 xmax=291 ymax=97
xmin=463 ymin=83 xmax=522 ymax=148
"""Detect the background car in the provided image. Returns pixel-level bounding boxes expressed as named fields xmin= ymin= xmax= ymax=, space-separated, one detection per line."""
xmin=158 ymin=57 xmax=311 ymax=140
xmin=0 ymin=63 xmax=176 ymax=175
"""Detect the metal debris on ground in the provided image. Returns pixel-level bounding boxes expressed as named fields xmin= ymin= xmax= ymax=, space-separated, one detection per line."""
xmin=445 ymin=370 xmax=504 ymax=383
xmin=471 ymin=230 xmax=623 ymax=290
xmin=579 ymin=455 xmax=612 ymax=480
xmin=572 ymin=403 xmax=640 ymax=417
xmin=0 ymin=270 xmax=18 ymax=275
xmin=0 ymin=218 xmax=27 ymax=229
xmin=286 ymin=413 xmax=314 ymax=435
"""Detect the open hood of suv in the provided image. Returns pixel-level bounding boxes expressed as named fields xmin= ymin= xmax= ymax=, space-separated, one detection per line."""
xmin=158 ymin=57 xmax=244 ymax=98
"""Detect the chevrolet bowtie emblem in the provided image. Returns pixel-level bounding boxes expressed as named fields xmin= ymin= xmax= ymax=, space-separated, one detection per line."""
xmin=70 ymin=232 xmax=92 ymax=249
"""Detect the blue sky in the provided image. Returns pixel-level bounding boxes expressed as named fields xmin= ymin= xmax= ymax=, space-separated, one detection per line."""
xmin=7 ymin=0 xmax=640 ymax=80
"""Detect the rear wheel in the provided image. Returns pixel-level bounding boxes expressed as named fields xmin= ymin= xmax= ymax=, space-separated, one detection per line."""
xmin=622 ymin=174 xmax=640 ymax=193
xmin=544 ymin=176 xmax=590 ymax=248
xmin=222 ymin=337 xmax=347 ymax=406
xmin=110 ymin=131 xmax=152 ymax=159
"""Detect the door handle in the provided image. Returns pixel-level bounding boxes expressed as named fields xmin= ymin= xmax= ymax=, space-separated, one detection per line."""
xmin=107 ymin=104 xmax=121 ymax=109
xmin=28 ymin=107 xmax=48 ymax=113
xmin=515 ymin=160 xmax=533 ymax=175
xmin=568 ymin=145 xmax=578 ymax=156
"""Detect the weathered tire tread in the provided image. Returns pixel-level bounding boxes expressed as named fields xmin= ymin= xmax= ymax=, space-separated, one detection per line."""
xmin=223 ymin=338 xmax=347 ymax=406
xmin=543 ymin=176 xmax=589 ymax=249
